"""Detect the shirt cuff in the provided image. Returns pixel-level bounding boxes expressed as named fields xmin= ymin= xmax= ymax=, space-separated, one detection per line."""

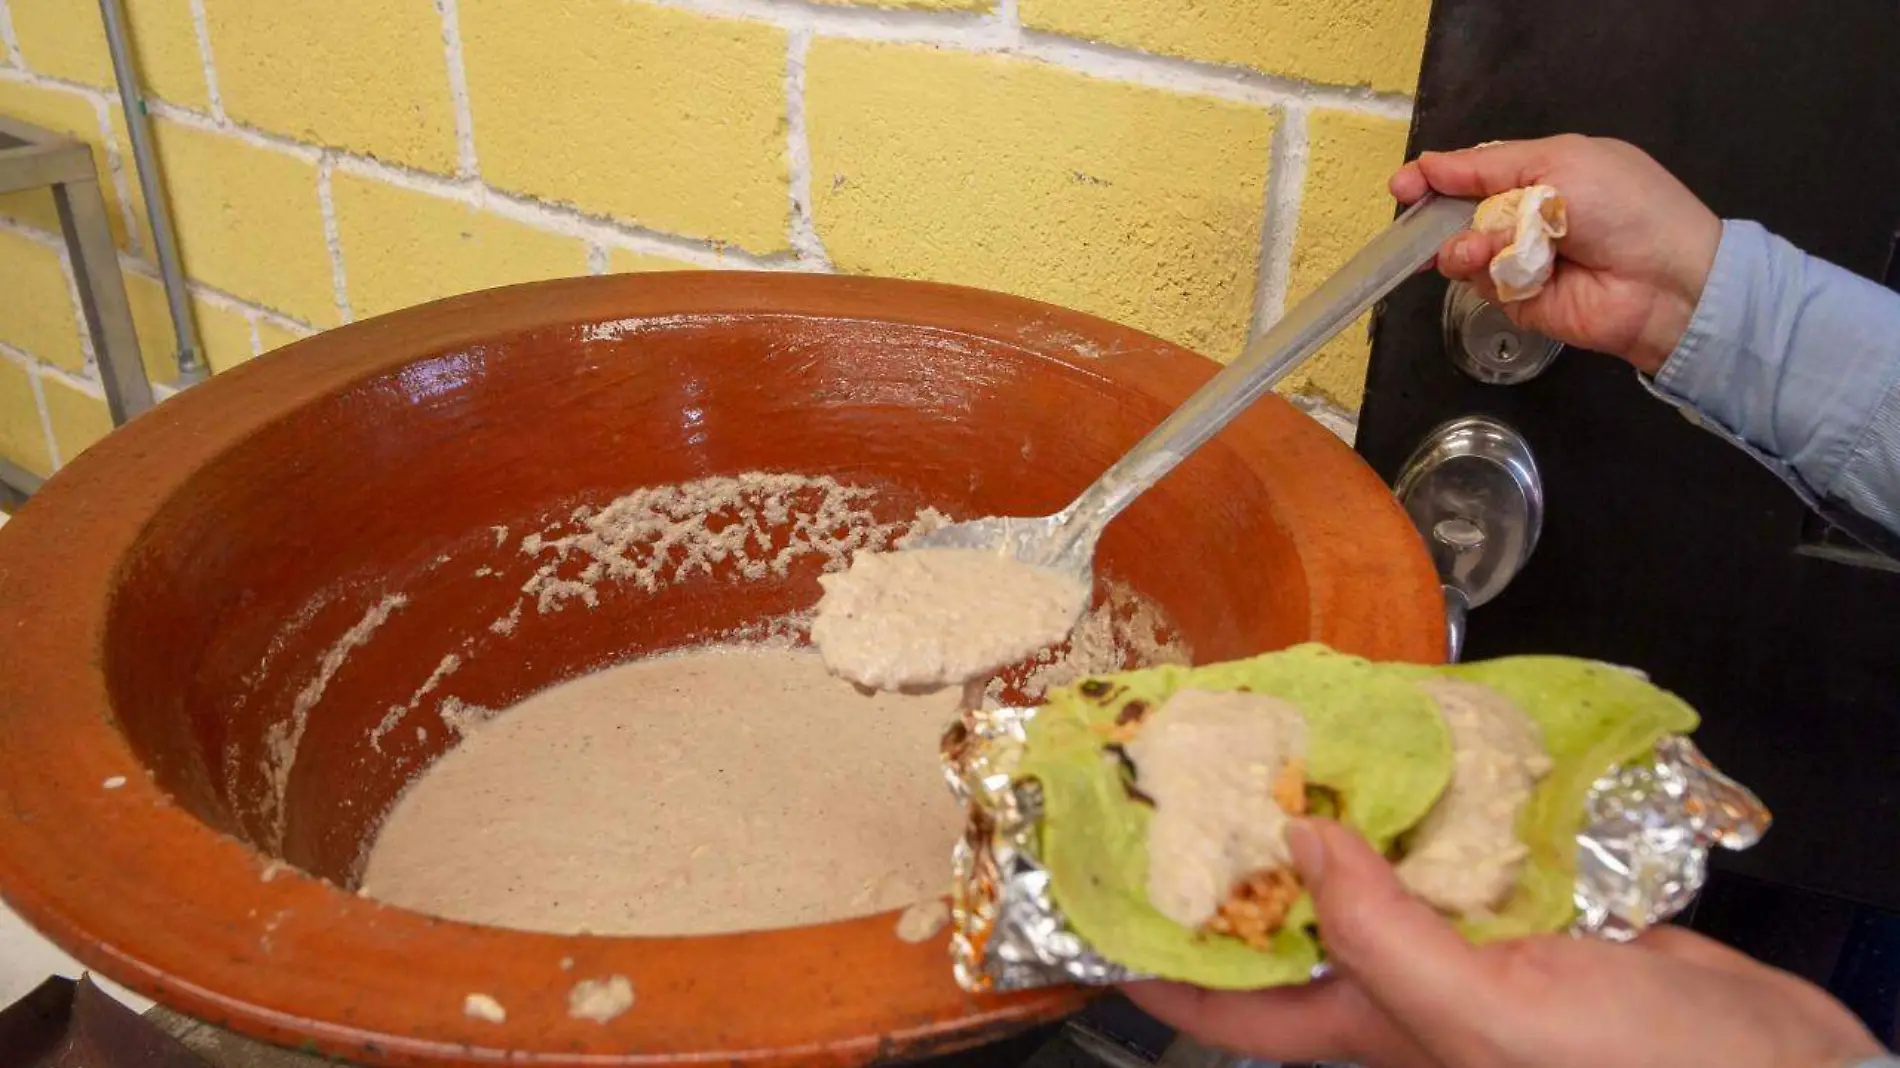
xmin=1653 ymin=221 xmax=1748 ymax=408
xmin=1650 ymin=218 xmax=1900 ymax=499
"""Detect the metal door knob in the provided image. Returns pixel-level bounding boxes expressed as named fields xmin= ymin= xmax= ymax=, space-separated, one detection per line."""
xmin=1393 ymin=415 xmax=1545 ymax=660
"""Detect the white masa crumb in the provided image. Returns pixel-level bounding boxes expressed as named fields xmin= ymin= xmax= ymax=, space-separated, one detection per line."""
xmin=464 ymin=992 xmax=506 ymax=1023
xmin=895 ymin=898 xmax=951 ymax=943
xmin=567 ymin=975 xmax=634 ymax=1023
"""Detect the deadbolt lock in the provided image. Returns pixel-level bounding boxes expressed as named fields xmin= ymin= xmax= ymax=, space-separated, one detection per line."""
xmin=1442 ymin=281 xmax=1563 ymax=385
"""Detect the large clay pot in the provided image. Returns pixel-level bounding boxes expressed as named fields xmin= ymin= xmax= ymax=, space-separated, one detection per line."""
xmin=0 ymin=273 xmax=1443 ymax=1065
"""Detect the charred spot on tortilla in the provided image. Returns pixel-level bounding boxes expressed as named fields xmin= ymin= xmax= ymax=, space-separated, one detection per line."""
xmin=940 ymin=719 xmax=971 ymax=764
xmin=1304 ymin=784 xmax=1342 ymax=820
xmin=1103 ymin=744 xmax=1154 ymax=806
xmin=1093 ymin=700 xmax=1152 ymax=744
xmin=1078 ymin=679 xmax=1116 ymax=700
xmin=1114 ymin=699 xmax=1151 ymax=727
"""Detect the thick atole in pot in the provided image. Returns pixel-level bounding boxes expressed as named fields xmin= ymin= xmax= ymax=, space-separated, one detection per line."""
xmin=0 ymin=272 xmax=1443 ymax=1065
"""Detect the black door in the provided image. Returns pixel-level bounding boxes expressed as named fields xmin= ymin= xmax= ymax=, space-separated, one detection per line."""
xmin=1356 ymin=0 xmax=1900 ymax=1043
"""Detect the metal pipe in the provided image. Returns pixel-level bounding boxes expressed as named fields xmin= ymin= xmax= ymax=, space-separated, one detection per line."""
xmin=97 ymin=0 xmax=207 ymax=385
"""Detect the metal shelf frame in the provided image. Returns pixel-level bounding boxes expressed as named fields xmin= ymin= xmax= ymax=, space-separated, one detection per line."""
xmin=0 ymin=113 xmax=153 ymax=502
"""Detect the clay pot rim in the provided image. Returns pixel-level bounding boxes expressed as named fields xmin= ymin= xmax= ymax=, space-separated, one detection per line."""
xmin=0 ymin=271 xmax=1443 ymax=1065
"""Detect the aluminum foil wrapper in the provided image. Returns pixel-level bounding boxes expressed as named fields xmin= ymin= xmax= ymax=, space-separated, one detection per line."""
xmin=942 ymin=701 xmax=1771 ymax=994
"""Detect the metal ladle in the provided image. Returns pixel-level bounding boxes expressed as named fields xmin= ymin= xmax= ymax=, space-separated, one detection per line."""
xmin=910 ymin=193 xmax=1479 ymax=580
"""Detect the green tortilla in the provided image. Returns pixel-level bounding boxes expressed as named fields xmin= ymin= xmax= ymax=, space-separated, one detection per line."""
xmin=1019 ymin=644 xmax=1703 ymax=988
xmin=1388 ymin=657 xmax=1701 ymax=942
xmin=1018 ymin=644 xmax=1454 ymax=988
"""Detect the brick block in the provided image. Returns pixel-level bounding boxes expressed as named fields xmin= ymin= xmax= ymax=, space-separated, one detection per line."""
xmin=0 ymin=78 xmax=141 ymax=250
xmin=462 ymin=0 xmax=789 ymax=253
xmin=39 ymin=374 xmax=113 ymax=465
xmin=8 ymin=0 xmax=209 ymax=107
xmin=1277 ymin=110 xmax=1410 ymax=406
xmin=808 ymin=41 xmax=1274 ymax=362
xmin=153 ymin=120 xmax=336 ymax=325
xmin=331 ymin=174 xmax=588 ymax=320
xmin=124 ymin=272 xmax=254 ymax=383
xmin=1019 ymin=0 xmax=1430 ymax=94
xmin=202 ymin=0 xmax=456 ymax=172
xmin=606 ymin=249 xmax=703 ymax=274
xmin=0 ymin=358 xmax=52 ymax=478
xmin=0 ymin=228 xmax=83 ymax=372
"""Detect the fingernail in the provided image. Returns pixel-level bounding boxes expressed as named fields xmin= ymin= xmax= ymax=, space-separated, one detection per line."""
xmin=1288 ymin=819 xmax=1325 ymax=888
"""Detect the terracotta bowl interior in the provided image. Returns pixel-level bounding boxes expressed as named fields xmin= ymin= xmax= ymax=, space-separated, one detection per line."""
xmin=115 ymin=312 xmax=1342 ymax=881
xmin=0 ymin=273 xmax=1443 ymax=1065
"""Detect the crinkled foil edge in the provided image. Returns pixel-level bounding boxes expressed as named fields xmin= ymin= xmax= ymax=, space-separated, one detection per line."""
xmin=943 ymin=694 xmax=1771 ymax=993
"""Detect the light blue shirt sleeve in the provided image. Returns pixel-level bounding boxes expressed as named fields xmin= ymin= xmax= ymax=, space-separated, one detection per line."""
xmin=1639 ymin=219 xmax=1900 ymax=549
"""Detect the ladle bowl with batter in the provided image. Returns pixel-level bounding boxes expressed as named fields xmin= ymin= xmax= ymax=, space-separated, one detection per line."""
xmin=0 ymin=272 xmax=1443 ymax=1065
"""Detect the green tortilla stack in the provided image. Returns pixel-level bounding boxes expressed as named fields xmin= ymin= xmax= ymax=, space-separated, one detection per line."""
xmin=1015 ymin=643 xmax=1700 ymax=989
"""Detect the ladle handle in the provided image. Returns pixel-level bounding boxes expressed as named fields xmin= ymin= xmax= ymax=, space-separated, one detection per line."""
xmin=1061 ymin=192 xmax=1479 ymax=539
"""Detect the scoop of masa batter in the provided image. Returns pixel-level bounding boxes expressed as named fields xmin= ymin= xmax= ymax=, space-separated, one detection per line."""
xmin=1394 ymin=677 xmax=1554 ymax=915
xmin=360 ymin=644 xmax=964 ymax=936
xmin=811 ymin=547 xmax=1091 ymax=691
xmin=1123 ymin=688 xmax=1309 ymax=931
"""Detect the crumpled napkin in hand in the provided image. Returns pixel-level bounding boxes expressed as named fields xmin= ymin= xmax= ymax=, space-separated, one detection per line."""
xmin=1473 ymin=185 xmax=1569 ymax=302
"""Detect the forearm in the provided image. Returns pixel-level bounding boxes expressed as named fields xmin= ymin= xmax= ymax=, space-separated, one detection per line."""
xmin=1647 ymin=220 xmax=1900 ymax=542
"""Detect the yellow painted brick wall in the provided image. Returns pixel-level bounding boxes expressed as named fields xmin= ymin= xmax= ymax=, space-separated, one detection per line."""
xmin=202 ymin=2 xmax=458 ymax=173
xmin=0 ymin=0 xmax=1424 ymax=483
xmin=460 ymin=0 xmax=790 ymax=253
xmin=809 ymin=41 xmax=1274 ymax=363
xmin=1280 ymin=110 xmax=1417 ymax=404
xmin=330 ymin=173 xmax=590 ymax=320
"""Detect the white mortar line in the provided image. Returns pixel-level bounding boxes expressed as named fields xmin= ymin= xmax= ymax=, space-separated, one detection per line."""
xmin=331 ymin=151 xmax=800 ymax=270
xmin=0 ymin=16 xmax=1411 ymax=125
xmin=0 ymin=343 xmax=67 ymax=469
xmin=0 ymin=212 xmax=63 ymax=249
xmin=649 ymin=0 xmax=1010 ymax=46
xmin=993 ymin=0 xmax=1023 ymax=47
xmin=144 ymin=95 xmax=796 ymax=269
xmin=1250 ymin=105 xmax=1309 ymax=338
xmin=85 ymin=94 xmax=147 ymax=260
xmin=0 ymin=71 xmax=143 ymax=258
xmin=435 ymin=0 xmax=479 ymax=179
xmin=783 ymin=30 xmax=830 ymax=267
xmin=0 ymin=339 xmax=42 ymax=372
xmin=0 ymin=0 xmax=23 ymax=68
xmin=245 ymin=316 xmax=264 ymax=356
xmin=148 ymin=101 xmax=321 ymax=161
xmin=183 ymin=0 xmax=225 ymax=119
xmin=1015 ymin=32 xmax=1413 ymax=116
xmin=7 ymin=221 xmax=106 ymax=370
xmin=35 ymin=359 xmax=107 ymax=400
xmin=116 ymin=250 xmax=319 ymax=334
xmin=585 ymin=242 xmax=609 ymax=275
xmin=24 ymin=359 xmax=62 ymax=470
xmin=261 ymin=315 xmax=315 ymax=340
xmin=315 ymin=156 xmax=354 ymax=324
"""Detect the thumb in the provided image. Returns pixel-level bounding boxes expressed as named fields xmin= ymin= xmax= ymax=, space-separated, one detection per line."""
xmin=1289 ymin=819 xmax=1497 ymax=1024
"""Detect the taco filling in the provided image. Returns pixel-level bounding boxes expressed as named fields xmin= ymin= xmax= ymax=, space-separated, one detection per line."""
xmin=1120 ymin=689 xmax=1309 ymax=944
xmin=1395 ymin=678 xmax=1555 ymax=916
